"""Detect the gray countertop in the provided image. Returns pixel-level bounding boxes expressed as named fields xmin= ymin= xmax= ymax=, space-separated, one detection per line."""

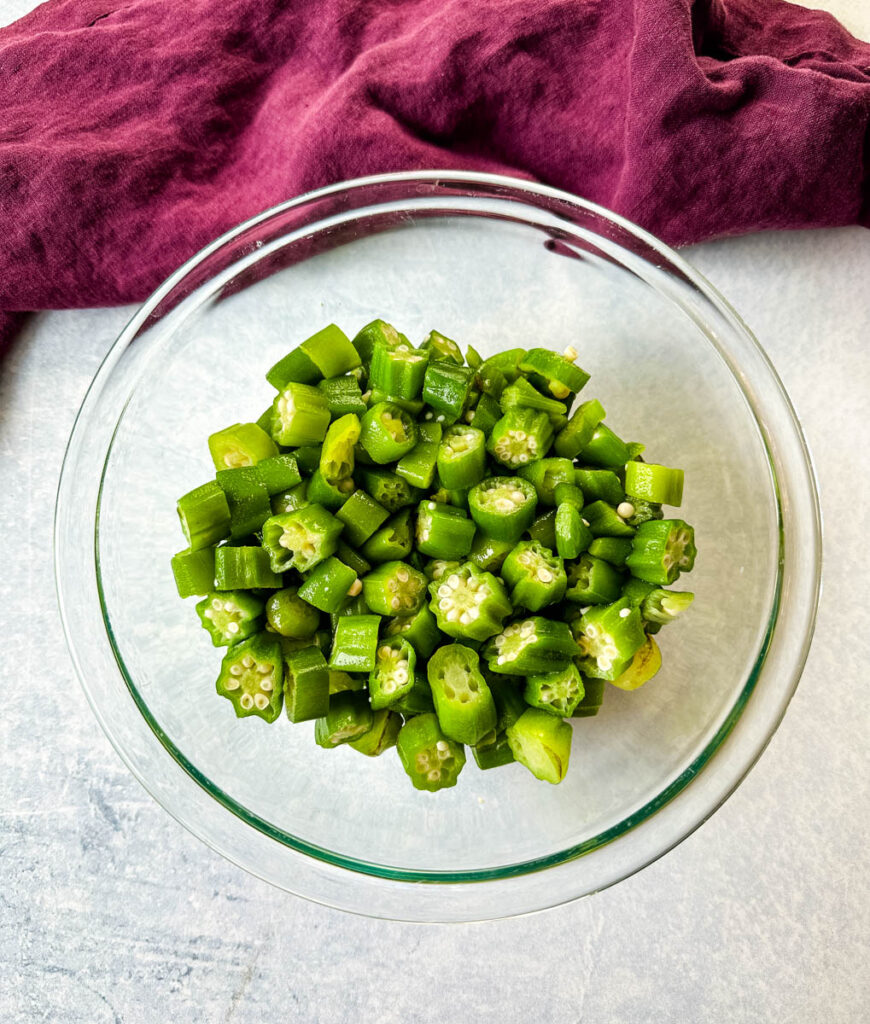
xmin=2 ymin=2 xmax=870 ymax=1021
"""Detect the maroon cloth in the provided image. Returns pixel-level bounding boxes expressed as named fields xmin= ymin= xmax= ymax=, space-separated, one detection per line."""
xmin=1 ymin=0 xmax=869 ymax=349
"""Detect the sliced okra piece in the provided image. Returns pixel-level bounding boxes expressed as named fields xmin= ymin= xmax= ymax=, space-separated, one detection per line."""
xmin=625 ymin=441 xmax=646 ymax=461
xmin=358 ymin=401 xmax=418 ymax=463
xmin=328 ymin=614 xmax=381 ymax=672
xmin=319 ymin=413 xmax=361 ymax=484
xmin=428 ymin=562 xmax=512 ymax=642
xmin=257 ymin=453 xmax=302 ymax=496
xmin=517 ymin=457 xmax=575 ymax=505
xmin=307 ymin=468 xmax=354 ymax=511
xmin=641 ymin=588 xmax=695 ymax=625
xmin=468 ymin=531 xmax=515 ymax=574
xmin=214 ymin=546 xmax=282 ymax=590
xmin=578 ymin=423 xmax=630 ymax=468
xmin=328 ymin=670 xmax=366 ymax=694
xmin=297 ymin=557 xmax=359 ymax=614
xmin=506 ymin=708 xmax=573 ymax=784
xmin=171 ymin=547 xmax=216 ymax=598
xmin=527 ymin=508 xmax=557 ymax=550
xmin=574 ymin=597 xmax=646 ymax=680
xmin=208 ymin=422 xmax=278 ymax=471
xmin=271 ymin=382 xmax=331 ymax=447
xmin=610 ymin=635 xmax=662 ymax=691
xmin=553 ymin=482 xmax=585 ymax=508
xmin=487 ymin=408 xmax=554 ymax=469
xmin=472 ymin=732 xmax=516 ymax=770
xmin=554 ymin=399 xmax=605 ymax=458
xmin=314 ymin=691 xmax=373 ymax=748
xmin=362 ymin=559 xmax=427 ymax=616
xmin=396 ymin=713 xmax=466 ymax=791
xmin=369 ymin=637 xmax=416 ymax=709
xmin=361 ymin=508 xmax=413 ymax=564
xmin=620 ymin=577 xmax=658 ymax=607
xmin=384 ymin=604 xmax=442 ymax=658
xmin=524 ymin=662 xmax=585 ymax=717
xmin=519 ymin=346 xmax=590 ymax=400
xmin=624 ymin=461 xmax=684 ymax=506
xmin=359 ymin=467 xmax=421 ymax=513
xmin=369 ymin=389 xmax=425 ymax=416
xmin=565 ymin=553 xmax=624 ymax=605
xmin=428 ymin=644 xmax=497 ymax=746
xmin=484 ymin=617 xmax=578 ymax=675
xmin=468 ymin=476 xmax=537 ymax=543
xmin=623 ymin=497 xmax=663 ymax=527
xmin=256 ymin=405 xmax=274 ymax=434
xmin=260 ymin=504 xmax=344 ymax=573
xmin=349 ymin=709 xmax=403 ymax=756
xmin=479 ymin=348 xmax=525 ymax=385
xmin=267 ymin=324 xmax=360 ymax=390
xmin=370 ymin=341 xmax=429 ymax=399
xmin=197 ymin=590 xmax=264 ymax=646
xmin=487 ymin=675 xmax=528 ymax=733
xmin=284 ymin=646 xmax=330 ymax=722
xmin=396 ymin=437 xmax=440 ymax=489
xmin=587 ymin=536 xmax=633 ymax=567
xmin=574 ymin=467 xmax=625 ymax=505
xmin=334 ymin=490 xmax=389 ymax=547
xmin=624 ymin=519 xmax=696 ymax=585
xmin=329 ymin=593 xmax=370 ymax=631
xmin=393 ymin=670 xmax=436 ymax=715
xmin=293 ymin=445 xmax=322 ymax=475
xmin=270 ymin=480 xmax=309 ymax=515
xmin=555 ymin=501 xmax=593 ymax=560
xmin=436 ymin=425 xmax=487 ymax=490
xmin=216 ymin=466 xmax=272 ymax=539
xmin=265 ymin=586 xmax=321 ymax=638
xmin=417 ymin=420 xmax=443 ymax=445
xmin=583 ymin=500 xmax=637 ymax=538
xmin=415 ymin=500 xmax=476 ymax=559
xmin=572 ymin=675 xmax=605 ymax=717
xmin=463 ymin=395 xmax=499 ymax=441
xmin=216 ymin=632 xmax=284 ymax=721
xmin=336 ymin=540 xmax=371 ymax=577
xmin=422 ymin=360 xmax=474 ymax=424
xmin=465 ymin=344 xmax=483 ymax=368
xmin=499 ymin=378 xmax=568 ymax=428
xmin=500 ymin=540 xmax=567 ymax=611
xmin=420 ymin=329 xmax=464 ymax=365
xmin=317 ymin=374 xmax=367 ymax=417
xmin=177 ymin=480 xmax=231 ymax=550
xmin=351 ymin=319 xmax=406 ymax=366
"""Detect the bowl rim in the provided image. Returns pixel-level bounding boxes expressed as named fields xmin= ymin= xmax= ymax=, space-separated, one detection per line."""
xmin=55 ymin=170 xmax=822 ymax=919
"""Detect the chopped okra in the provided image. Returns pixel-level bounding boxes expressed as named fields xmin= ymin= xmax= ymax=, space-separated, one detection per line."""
xmin=172 ymin=319 xmax=697 ymax=789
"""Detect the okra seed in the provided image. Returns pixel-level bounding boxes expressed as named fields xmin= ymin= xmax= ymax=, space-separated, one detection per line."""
xmin=437 ymin=748 xmax=450 ymax=760
xmin=465 ymin=411 xmax=475 ymax=423
xmin=564 ymin=345 xmax=578 ymax=360
xmin=447 ymin=575 xmax=460 ymax=590
xmin=260 ymin=677 xmax=273 ymax=691
xmin=445 ymin=609 xmax=458 ymax=622
xmin=617 ymin=502 xmax=635 ymax=519
xmin=586 ymin=625 xmax=598 ymax=639
xmin=347 ymin=579 xmax=362 ymax=597
xmin=438 ymin=598 xmax=451 ymax=610
xmin=224 ymin=678 xmax=240 ymax=691
xmin=361 ymin=391 xmax=372 ymax=402
xmin=618 ymin=608 xmax=631 ymax=618
xmin=204 ymin=609 xmax=215 ymax=619
xmin=435 ymin=740 xmax=449 ymax=752
xmin=437 ymin=585 xmax=450 ymax=599
xmin=379 ymin=646 xmax=391 ymax=658
xmin=424 ymin=411 xmax=433 ymax=420
xmin=397 ymin=569 xmax=409 ymax=583
xmin=427 ymin=770 xmax=441 ymax=781
xmin=521 ymin=621 xmax=534 ymax=637
xmin=239 ymin=693 xmax=254 ymax=709
xmin=538 ymin=569 xmax=553 ymax=583
xmin=459 ymin=611 xmax=472 ymax=625
xmin=229 ymin=664 xmax=243 ymax=676
xmin=253 ymin=693 xmax=269 ymax=710
xmin=436 ymin=415 xmax=445 ymax=423
xmin=227 ymin=621 xmax=240 ymax=634
xmin=212 ymin=599 xmax=223 ymax=610
xmin=390 ymin=597 xmax=401 ymax=610
xmin=494 ymin=635 xmax=505 ymax=648
xmin=242 ymin=655 xmax=254 ymax=668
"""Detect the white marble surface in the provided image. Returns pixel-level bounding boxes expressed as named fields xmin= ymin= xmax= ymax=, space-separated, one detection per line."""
xmin=2 ymin=3 xmax=870 ymax=1023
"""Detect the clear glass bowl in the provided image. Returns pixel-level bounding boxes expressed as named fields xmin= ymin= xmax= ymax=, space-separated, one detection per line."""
xmin=55 ymin=172 xmax=820 ymax=922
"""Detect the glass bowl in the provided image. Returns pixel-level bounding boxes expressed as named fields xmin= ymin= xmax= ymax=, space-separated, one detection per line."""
xmin=55 ymin=172 xmax=820 ymax=922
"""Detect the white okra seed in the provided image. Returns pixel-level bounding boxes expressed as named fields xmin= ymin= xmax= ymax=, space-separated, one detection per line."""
xmin=618 ymin=608 xmax=631 ymax=618
xmin=229 ymin=664 xmax=243 ymax=676
xmin=239 ymin=693 xmax=254 ymax=709
xmin=204 ymin=609 xmax=214 ymax=619
xmin=223 ymin=678 xmax=240 ymax=691
xmin=390 ymin=597 xmax=401 ymax=610
xmin=617 ymin=502 xmax=635 ymax=519
xmin=253 ymin=693 xmax=269 ymax=710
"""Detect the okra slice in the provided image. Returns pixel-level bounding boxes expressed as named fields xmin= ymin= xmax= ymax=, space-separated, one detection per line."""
xmin=359 ymin=467 xmax=421 ymax=513
xmin=624 ymin=461 xmax=684 ymax=507
xmin=565 ymin=553 xmax=624 ymax=605
xmin=422 ymin=360 xmax=474 ymax=422
xmin=527 ymin=509 xmax=557 ymax=549
xmin=468 ymin=476 xmax=537 ymax=543
xmin=370 ymin=341 xmax=429 ymax=399
xmin=314 ymin=691 xmax=373 ymax=748
xmin=506 ymin=708 xmax=573 ymax=784
xmin=329 ymin=669 xmax=366 ymax=693
xmin=271 ymin=382 xmax=331 ymax=447
xmin=335 ymin=490 xmax=389 ymax=547
xmin=573 ymin=598 xmax=646 ymax=680
xmin=297 ymin=557 xmax=359 ymax=614
xmin=415 ymin=500 xmax=476 ymax=559
xmin=307 ymin=468 xmax=354 ymax=511
xmin=621 ymin=577 xmax=658 ymax=607
xmin=214 ymin=546 xmax=282 ymax=590
xmin=487 ymin=408 xmax=554 ymax=469
xmin=583 ymin=500 xmax=637 ymax=538
xmin=369 ymin=389 xmax=425 ymax=416
xmin=421 ymin=329 xmax=464 ymax=365
xmin=293 ymin=444 xmax=322 ymax=476
xmin=624 ymin=519 xmax=697 ymax=585
xmin=208 ymin=422 xmax=278 ymax=471
xmin=284 ymin=646 xmax=330 ymax=722
xmin=623 ymin=497 xmax=664 ymax=527
xmin=171 ymin=547 xmax=216 ymax=598
xmin=436 ymin=425 xmax=486 ymax=490
xmin=524 ymin=662 xmax=585 ymax=717
xmin=369 ymin=637 xmax=416 ymax=709
xmin=337 ymin=540 xmax=371 ymax=577
xmin=362 ymin=560 xmax=427 ymax=616
xmin=555 ymin=501 xmax=593 ymax=560
xmin=267 ymin=323 xmax=360 ymax=390
xmin=572 ymin=675 xmax=605 ymax=717
xmin=177 ymin=480 xmax=231 ymax=550
xmin=499 ymin=378 xmax=568 ymax=428
xmin=384 ymin=604 xmax=442 ymax=658
xmin=488 ymin=675 xmax=529 ymax=733
xmin=519 ymin=346 xmax=590 ymax=400
xmin=428 ymin=562 xmax=512 ymax=642
xmin=641 ymin=588 xmax=695 ymax=625
xmin=472 ymin=732 xmax=516 ymax=770
xmin=517 ymin=457 xmax=576 ymax=505
xmin=260 ymin=504 xmax=343 ymax=573
xmin=319 ymin=413 xmax=361 ymax=485
xmin=216 ymin=633 xmax=284 ymax=722
xmin=500 ymin=540 xmax=567 ymax=612
xmin=361 ymin=508 xmax=413 ymax=564
xmin=468 ymin=392 xmax=502 ymax=434
xmin=483 ymin=617 xmax=578 ymax=675
xmin=216 ymin=466 xmax=272 ymax=539
xmin=578 ymin=423 xmax=630 ymax=468
xmin=270 ymin=480 xmax=309 ymax=515
xmin=396 ymin=437 xmax=440 ymax=489
xmin=554 ymin=399 xmax=605 ymax=458
xmin=574 ymin=467 xmax=625 ymax=505
xmin=265 ymin=586 xmax=321 ymax=638
xmin=396 ymin=713 xmax=466 ymax=791
xmin=359 ymin=401 xmax=418 ymax=463
xmin=258 ymin=454 xmax=302 ymax=496
xmin=427 ymin=644 xmax=496 ymax=746
xmin=317 ymin=374 xmax=367 ymax=417
xmin=393 ymin=671 xmax=436 ymax=715
xmin=610 ymin=635 xmax=661 ymax=691
xmin=468 ymin=532 xmax=515 ymax=574
xmin=197 ymin=590 xmax=264 ymax=646
xmin=587 ymin=536 xmax=633 ymax=567
xmin=479 ymin=348 xmax=525 ymax=386
xmin=349 ymin=709 xmax=403 ymax=757
xmin=352 ymin=319 xmax=406 ymax=366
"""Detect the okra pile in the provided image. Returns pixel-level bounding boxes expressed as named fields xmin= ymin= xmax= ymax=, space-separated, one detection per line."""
xmin=171 ymin=321 xmax=697 ymax=789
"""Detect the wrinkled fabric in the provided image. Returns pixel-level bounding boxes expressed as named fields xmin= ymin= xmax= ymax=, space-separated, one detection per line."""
xmin=0 ymin=0 xmax=868 ymax=349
